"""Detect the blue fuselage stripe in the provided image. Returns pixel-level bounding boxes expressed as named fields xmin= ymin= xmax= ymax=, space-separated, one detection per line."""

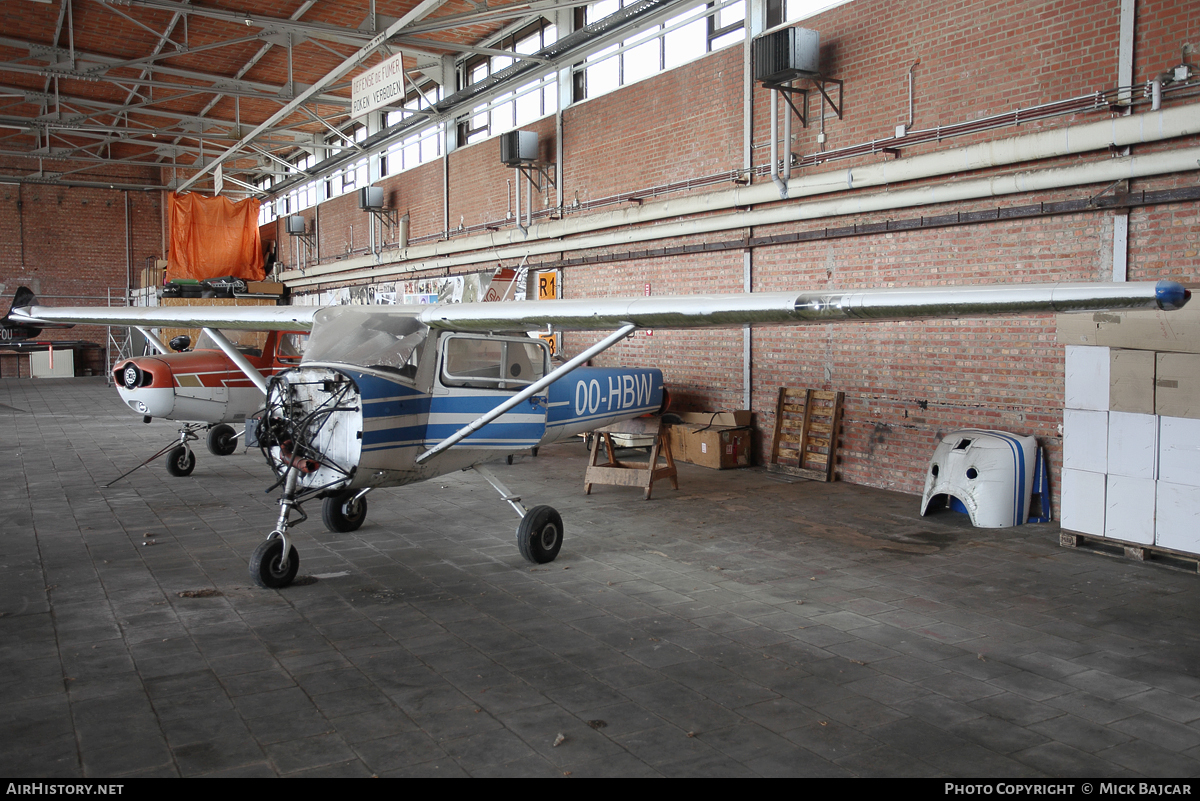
xmin=342 ymin=365 xmax=664 ymax=454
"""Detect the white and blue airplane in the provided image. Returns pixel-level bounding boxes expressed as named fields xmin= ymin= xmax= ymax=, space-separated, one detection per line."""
xmin=7 ymin=279 xmax=1190 ymax=588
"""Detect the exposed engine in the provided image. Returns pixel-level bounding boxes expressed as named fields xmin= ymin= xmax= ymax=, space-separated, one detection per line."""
xmin=259 ymin=367 xmax=364 ymax=499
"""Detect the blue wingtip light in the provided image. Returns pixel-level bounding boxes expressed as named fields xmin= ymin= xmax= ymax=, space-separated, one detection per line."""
xmin=1156 ymin=281 xmax=1191 ymax=311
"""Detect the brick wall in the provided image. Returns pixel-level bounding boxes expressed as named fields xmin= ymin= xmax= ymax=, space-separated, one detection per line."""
xmin=257 ymin=0 xmax=1194 ymax=503
xmin=0 ymin=0 xmax=1177 ymax=509
xmin=0 ymin=160 xmax=164 ymax=347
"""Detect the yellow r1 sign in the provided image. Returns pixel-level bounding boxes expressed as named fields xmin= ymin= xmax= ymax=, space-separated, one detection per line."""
xmin=537 ymin=271 xmax=557 ymax=300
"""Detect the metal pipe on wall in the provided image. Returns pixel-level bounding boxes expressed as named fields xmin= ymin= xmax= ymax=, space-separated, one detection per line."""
xmin=1113 ymin=0 xmax=1136 ymax=281
xmin=768 ymin=88 xmax=787 ymax=197
xmin=124 ymin=190 xmax=131 ymax=300
xmin=281 ymin=104 xmax=1200 ymax=286
xmin=782 ymin=81 xmax=792 ymax=183
xmin=17 ymin=183 xmax=26 ymax=271
xmin=515 ymin=169 xmax=523 ymax=233
xmin=286 ymin=145 xmax=1200 ymax=288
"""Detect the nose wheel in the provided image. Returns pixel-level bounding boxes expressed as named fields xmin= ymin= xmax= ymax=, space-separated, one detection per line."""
xmin=250 ymin=467 xmax=306 ymax=589
xmin=166 ymin=444 xmax=196 ymax=476
xmin=250 ymin=535 xmax=299 ymax=589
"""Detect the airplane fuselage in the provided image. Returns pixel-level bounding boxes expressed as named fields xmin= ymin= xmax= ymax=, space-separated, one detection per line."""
xmin=262 ymin=326 xmax=664 ymax=494
xmin=112 ymin=331 xmax=299 ymax=423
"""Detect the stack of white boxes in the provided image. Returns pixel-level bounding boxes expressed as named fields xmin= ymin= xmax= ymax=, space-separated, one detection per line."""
xmin=1058 ymin=305 xmax=1200 ymax=555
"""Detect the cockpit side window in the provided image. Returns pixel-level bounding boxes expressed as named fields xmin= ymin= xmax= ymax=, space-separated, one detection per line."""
xmin=194 ymin=329 xmax=262 ymax=357
xmin=441 ymin=335 xmax=549 ymax=390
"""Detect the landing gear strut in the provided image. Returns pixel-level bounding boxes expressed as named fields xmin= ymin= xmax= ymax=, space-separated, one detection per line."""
xmin=250 ymin=467 xmax=306 ymax=589
xmin=105 ymin=424 xmax=201 ymax=486
xmin=474 ymin=465 xmax=563 ymax=565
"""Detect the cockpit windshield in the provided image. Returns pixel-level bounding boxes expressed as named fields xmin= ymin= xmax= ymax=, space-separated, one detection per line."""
xmin=303 ymin=306 xmax=427 ymax=381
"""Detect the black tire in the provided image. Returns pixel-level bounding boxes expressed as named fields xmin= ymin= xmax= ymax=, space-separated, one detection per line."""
xmin=206 ymin=424 xmax=237 ymax=456
xmin=517 ymin=505 xmax=563 ymax=564
xmin=506 ymin=454 xmax=514 ymax=465
xmin=531 ymin=447 xmax=539 ymax=457
xmin=322 ymin=490 xmax=367 ymax=533
xmin=249 ymin=537 xmax=299 ymax=589
xmin=165 ymin=445 xmax=195 ymax=477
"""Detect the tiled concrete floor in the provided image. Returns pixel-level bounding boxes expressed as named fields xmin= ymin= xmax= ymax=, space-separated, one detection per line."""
xmin=3 ymin=377 xmax=1200 ymax=777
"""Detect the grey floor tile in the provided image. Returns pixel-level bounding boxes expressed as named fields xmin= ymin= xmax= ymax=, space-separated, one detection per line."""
xmin=9 ymin=378 xmax=1200 ymax=777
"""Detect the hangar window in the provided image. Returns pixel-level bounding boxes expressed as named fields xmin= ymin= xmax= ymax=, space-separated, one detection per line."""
xmin=383 ymin=85 xmax=444 ymax=175
xmin=578 ymin=0 xmax=745 ymax=101
xmin=785 ymin=0 xmax=853 ymax=23
xmin=276 ymin=153 xmax=319 ymax=215
xmin=257 ymin=177 xmax=276 ymax=225
xmin=330 ymin=125 xmax=370 ymax=197
xmin=458 ymin=20 xmax=559 ymax=146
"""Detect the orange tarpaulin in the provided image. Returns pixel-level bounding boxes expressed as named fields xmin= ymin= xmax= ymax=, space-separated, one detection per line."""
xmin=167 ymin=193 xmax=265 ymax=281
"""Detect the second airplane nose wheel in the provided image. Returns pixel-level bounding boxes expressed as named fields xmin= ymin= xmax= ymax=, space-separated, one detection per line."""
xmin=166 ymin=445 xmax=196 ymax=477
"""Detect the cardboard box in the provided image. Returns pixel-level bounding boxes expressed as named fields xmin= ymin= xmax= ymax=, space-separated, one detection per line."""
xmin=245 ymin=281 xmax=287 ymax=296
xmin=1060 ymin=467 xmax=1106 ymax=536
xmin=1158 ymin=416 xmax=1200 ymax=487
xmin=138 ymin=266 xmax=165 ymax=288
xmin=1109 ymin=349 xmax=1155 ymax=414
xmin=1104 ymin=474 xmax=1156 ymax=545
xmin=1062 ymin=408 xmax=1107 ymax=472
xmin=1156 ymin=481 xmax=1200 ymax=554
xmin=1107 ymin=411 xmax=1157 ymax=479
xmin=1064 ymin=346 xmax=1154 ymax=413
xmin=1064 ymin=345 xmax=1109 ymax=411
xmin=671 ymin=411 xmax=753 ymax=427
xmin=1056 ymin=303 xmax=1200 ymax=354
xmin=1057 ymin=313 xmax=1101 ymax=347
xmin=1155 ymin=353 xmax=1200 ymax=420
xmin=667 ymin=424 xmax=752 ymax=469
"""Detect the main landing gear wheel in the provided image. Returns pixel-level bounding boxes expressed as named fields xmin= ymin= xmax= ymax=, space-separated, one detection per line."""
xmin=206 ymin=424 xmax=237 ymax=456
xmin=322 ymin=489 xmax=367 ymax=532
xmin=249 ymin=536 xmax=299 ymax=589
xmin=517 ymin=505 xmax=563 ymax=564
xmin=165 ymin=445 xmax=195 ymax=477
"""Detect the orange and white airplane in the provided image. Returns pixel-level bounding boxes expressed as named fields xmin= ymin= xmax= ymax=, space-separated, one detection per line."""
xmin=110 ymin=329 xmax=305 ymax=475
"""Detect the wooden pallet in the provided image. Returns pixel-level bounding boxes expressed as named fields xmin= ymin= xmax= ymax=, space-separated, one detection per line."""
xmin=1061 ymin=531 xmax=1200 ymax=574
xmin=584 ymin=416 xmax=678 ymax=500
xmin=768 ymin=387 xmax=843 ymax=481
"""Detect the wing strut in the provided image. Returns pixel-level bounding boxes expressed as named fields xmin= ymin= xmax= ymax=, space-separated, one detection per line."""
xmin=201 ymin=328 xmax=269 ymax=394
xmin=137 ymin=327 xmax=170 ymax=355
xmin=415 ymin=323 xmax=638 ymax=465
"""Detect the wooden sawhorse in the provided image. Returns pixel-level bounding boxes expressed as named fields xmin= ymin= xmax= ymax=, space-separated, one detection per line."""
xmin=584 ymin=416 xmax=678 ymax=500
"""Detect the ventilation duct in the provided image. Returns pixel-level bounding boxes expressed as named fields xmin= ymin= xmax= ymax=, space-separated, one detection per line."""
xmin=754 ymin=27 xmax=820 ymax=84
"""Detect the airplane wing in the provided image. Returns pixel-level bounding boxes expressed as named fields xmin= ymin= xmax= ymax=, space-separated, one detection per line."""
xmin=415 ymin=280 xmax=1190 ymax=332
xmin=13 ymin=301 xmax=319 ymax=333
xmin=9 ymin=280 xmax=1189 ymax=336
